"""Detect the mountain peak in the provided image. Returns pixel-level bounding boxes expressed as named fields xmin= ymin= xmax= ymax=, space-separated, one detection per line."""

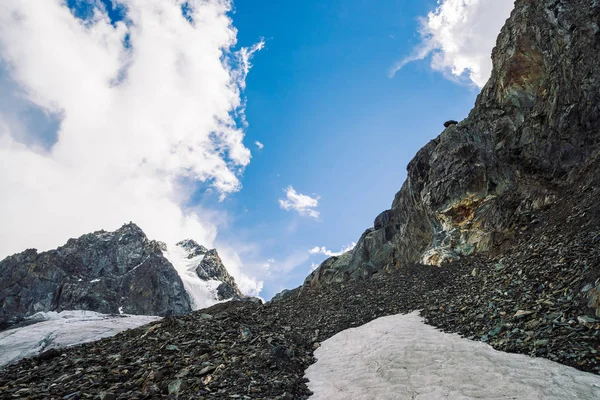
xmin=0 ymin=224 xmax=192 ymax=323
xmin=175 ymin=239 xmax=209 ymax=258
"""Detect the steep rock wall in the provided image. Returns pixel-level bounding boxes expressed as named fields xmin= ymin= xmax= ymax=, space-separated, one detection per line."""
xmin=0 ymin=223 xmax=192 ymax=321
xmin=306 ymin=0 xmax=600 ymax=286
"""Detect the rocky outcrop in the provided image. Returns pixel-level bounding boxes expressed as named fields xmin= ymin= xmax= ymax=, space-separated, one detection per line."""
xmin=196 ymin=249 xmax=238 ymax=294
xmin=0 ymin=223 xmax=192 ymax=322
xmin=176 ymin=239 xmax=208 ymax=258
xmin=308 ymin=0 xmax=600 ymax=285
xmin=174 ymin=240 xmax=243 ymax=301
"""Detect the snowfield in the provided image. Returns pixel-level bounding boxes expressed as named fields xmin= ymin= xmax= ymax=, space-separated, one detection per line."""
xmin=306 ymin=311 xmax=600 ymax=399
xmin=0 ymin=311 xmax=159 ymax=368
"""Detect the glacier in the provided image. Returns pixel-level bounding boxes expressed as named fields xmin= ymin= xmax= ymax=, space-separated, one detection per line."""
xmin=0 ymin=311 xmax=159 ymax=368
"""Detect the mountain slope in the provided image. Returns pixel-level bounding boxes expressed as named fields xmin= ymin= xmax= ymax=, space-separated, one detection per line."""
xmin=0 ymin=223 xmax=192 ymax=322
xmin=163 ymin=240 xmax=243 ymax=310
xmin=306 ymin=0 xmax=600 ymax=286
xmin=0 ymin=224 xmax=245 ymax=326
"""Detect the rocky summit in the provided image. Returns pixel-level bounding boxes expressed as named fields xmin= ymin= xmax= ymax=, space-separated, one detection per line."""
xmin=0 ymin=223 xmax=191 ymax=325
xmin=0 ymin=224 xmax=244 ymax=329
xmin=1 ymin=0 xmax=600 ymax=398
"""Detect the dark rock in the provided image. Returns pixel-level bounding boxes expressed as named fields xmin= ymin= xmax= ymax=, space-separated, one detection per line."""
xmin=443 ymin=120 xmax=458 ymax=128
xmin=0 ymin=223 xmax=192 ymax=321
xmin=175 ymin=239 xmax=208 ymax=258
xmin=271 ymin=289 xmax=294 ymax=303
xmin=168 ymin=379 xmax=186 ymax=395
xmin=195 ymin=249 xmax=243 ymax=300
xmin=37 ymin=348 xmax=62 ymax=361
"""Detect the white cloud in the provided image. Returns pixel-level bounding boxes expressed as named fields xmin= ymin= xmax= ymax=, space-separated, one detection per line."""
xmin=255 ymin=140 xmax=264 ymax=149
xmin=215 ymin=245 xmax=263 ymax=297
xmin=235 ymin=39 xmax=265 ymax=91
xmin=391 ymin=0 xmax=515 ymax=87
xmin=278 ymin=185 xmax=320 ymax=219
xmin=0 ymin=0 xmax=262 ymax=293
xmin=309 ymin=242 xmax=356 ymax=257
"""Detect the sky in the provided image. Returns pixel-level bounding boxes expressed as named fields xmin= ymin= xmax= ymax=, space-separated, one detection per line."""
xmin=0 ymin=0 xmax=515 ymax=300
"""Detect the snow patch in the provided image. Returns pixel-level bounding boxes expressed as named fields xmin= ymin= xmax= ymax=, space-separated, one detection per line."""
xmin=163 ymin=243 xmax=223 ymax=311
xmin=128 ymin=255 xmax=150 ymax=274
xmin=90 ymin=279 xmax=101 ymax=283
xmin=0 ymin=311 xmax=159 ymax=368
xmin=306 ymin=311 xmax=600 ymax=399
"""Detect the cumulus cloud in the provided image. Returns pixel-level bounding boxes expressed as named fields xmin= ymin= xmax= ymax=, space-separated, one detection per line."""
xmin=391 ymin=0 xmax=515 ymax=87
xmin=278 ymin=186 xmax=320 ymax=219
xmin=309 ymin=242 xmax=356 ymax=258
xmin=0 ymin=0 xmax=262 ymax=294
xmin=255 ymin=140 xmax=264 ymax=149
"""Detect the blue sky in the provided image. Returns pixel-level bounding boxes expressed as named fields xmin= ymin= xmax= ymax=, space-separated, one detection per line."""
xmin=208 ymin=0 xmax=485 ymax=297
xmin=0 ymin=0 xmax=514 ymax=299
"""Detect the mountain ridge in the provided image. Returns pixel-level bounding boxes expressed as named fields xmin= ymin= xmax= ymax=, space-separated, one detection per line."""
xmin=305 ymin=0 xmax=600 ymax=288
xmin=0 ymin=223 xmax=244 ymax=326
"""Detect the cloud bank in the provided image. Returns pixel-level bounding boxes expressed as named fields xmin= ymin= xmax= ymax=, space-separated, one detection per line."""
xmin=279 ymin=186 xmax=320 ymax=219
xmin=0 ymin=0 xmax=261 ymax=295
xmin=391 ymin=0 xmax=515 ymax=87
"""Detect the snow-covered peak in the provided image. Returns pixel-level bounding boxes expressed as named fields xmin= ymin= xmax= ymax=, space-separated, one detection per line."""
xmin=162 ymin=241 xmax=244 ymax=310
xmin=162 ymin=243 xmax=223 ymax=311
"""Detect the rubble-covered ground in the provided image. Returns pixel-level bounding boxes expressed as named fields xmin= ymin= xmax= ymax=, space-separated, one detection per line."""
xmin=1 ymin=181 xmax=599 ymax=400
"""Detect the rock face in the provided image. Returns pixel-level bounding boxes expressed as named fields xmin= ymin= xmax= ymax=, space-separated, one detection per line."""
xmin=195 ymin=247 xmax=242 ymax=300
xmin=307 ymin=0 xmax=600 ymax=286
xmin=0 ymin=223 xmax=192 ymax=323
xmin=176 ymin=239 xmax=208 ymax=258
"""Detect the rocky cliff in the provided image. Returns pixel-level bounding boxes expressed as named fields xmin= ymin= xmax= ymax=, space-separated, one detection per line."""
xmin=0 ymin=224 xmax=244 ymax=324
xmin=0 ymin=223 xmax=192 ymax=322
xmin=306 ymin=0 xmax=600 ymax=286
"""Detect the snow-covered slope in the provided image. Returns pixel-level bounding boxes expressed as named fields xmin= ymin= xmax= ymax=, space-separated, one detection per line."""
xmin=0 ymin=311 xmax=159 ymax=368
xmin=306 ymin=312 xmax=600 ymax=399
xmin=163 ymin=243 xmax=223 ymax=310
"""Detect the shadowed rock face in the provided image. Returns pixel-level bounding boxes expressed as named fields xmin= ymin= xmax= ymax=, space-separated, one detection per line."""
xmin=306 ymin=0 xmax=600 ymax=286
xmin=0 ymin=223 xmax=192 ymax=322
